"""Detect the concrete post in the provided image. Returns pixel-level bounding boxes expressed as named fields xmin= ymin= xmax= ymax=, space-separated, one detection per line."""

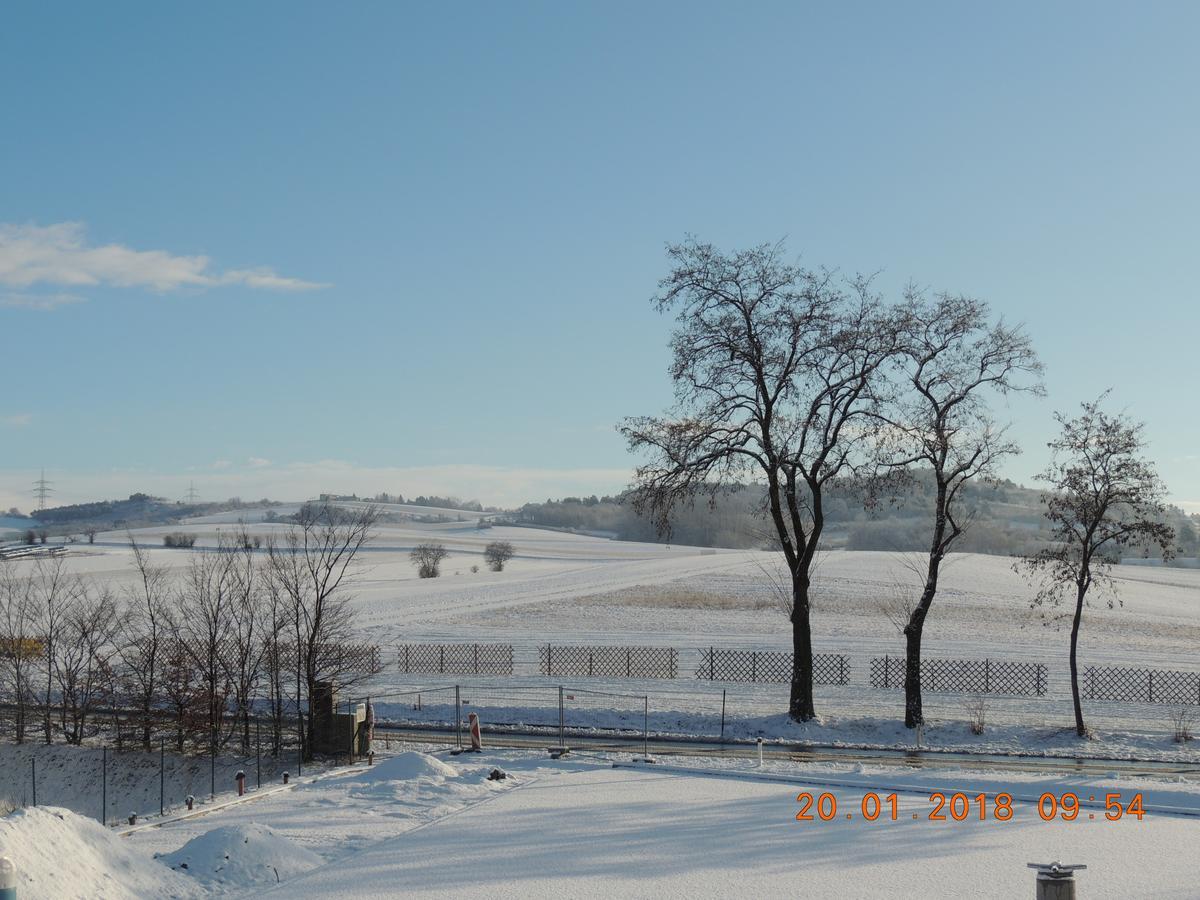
xmin=0 ymin=855 xmax=16 ymax=900
xmin=757 ymin=737 xmax=764 ymax=767
xmin=186 ymin=795 xmax=195 ymax=811
xmin=235 ymin=771 xmax=246 ymax=797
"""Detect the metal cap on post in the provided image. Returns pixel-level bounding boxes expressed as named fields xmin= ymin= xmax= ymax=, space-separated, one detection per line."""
xmin=1027 ymin=862 xmax=1086 ymax=900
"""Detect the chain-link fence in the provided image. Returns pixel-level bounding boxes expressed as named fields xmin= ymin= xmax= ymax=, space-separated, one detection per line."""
xmin=869 ymin=655 xmax=1048 ymax=697
xmin=1084 ymin=665 xmax=1200 ymax=705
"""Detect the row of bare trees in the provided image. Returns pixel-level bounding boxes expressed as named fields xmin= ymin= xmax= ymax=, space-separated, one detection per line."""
xmin=625 ymin=239 xmax=1173 ymax=736
xmin=0 ymin=502 xmax=380 ymax=760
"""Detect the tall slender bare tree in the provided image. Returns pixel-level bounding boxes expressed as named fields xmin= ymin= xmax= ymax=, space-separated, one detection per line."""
xmin=1023 ymin=396 xmax=1174 ymax=737
xmin=120 ymin=535 xmax=171 ymax=750
xmin=622 ymin=239 xmax=897 ymax=721
xmin=879 ymin=291 xmax=1043 ymax=727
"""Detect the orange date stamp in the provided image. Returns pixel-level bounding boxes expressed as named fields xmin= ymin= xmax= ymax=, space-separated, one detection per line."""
xmin=795 ymin=791 xmax=1146 ymax=823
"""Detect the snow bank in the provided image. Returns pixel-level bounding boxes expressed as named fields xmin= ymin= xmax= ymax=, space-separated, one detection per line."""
xmin=160 ymin=822 xmax=323 ymax=888
xmin=358 ymin=751 xmax=458 ymax=781
xmin=0 ymin=806 xmax=197 ymax=899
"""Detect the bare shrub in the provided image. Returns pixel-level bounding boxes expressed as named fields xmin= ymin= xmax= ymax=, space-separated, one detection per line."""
xmin=162 ymin=532 xmax=197 ymax=548
xmin=483 ymin=541 xmax=515 ymax=572
xmin=965 ymin=694 xmax=987 ymax=735
xmin=1168 ymin=706 xmax=1194 ymax=743
xmin=410 ymin=543 xmax=448 ymax=579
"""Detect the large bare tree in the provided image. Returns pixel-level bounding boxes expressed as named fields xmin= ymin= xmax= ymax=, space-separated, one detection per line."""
xmin=1023 ymin=396 xmax=1174 ymax=737
xmin=879 ymin=291 xmax=1043 ymax=727
xmin=622 ymin=239 xmax=896 ymax=721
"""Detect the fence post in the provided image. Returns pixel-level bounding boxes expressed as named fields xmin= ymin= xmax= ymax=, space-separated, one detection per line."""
xmin=710 ymin=646 xmax=715 ymax=681
xmin=720 ymin=689 xmax=726 ymax=742
xmin=474 ymin=644 xmax=479 ymax=675
xmin=751 ymin=651 xmax=757 ymax=683
xmin=588 ymin=652 xmax=593 ymax=677
xmin=440 ymin=646 xmax=445 ymax=674
xmin=547 ymin=644 xmax=553 ymax=676
xmin=643 ymin=696 xmax=649 ymax=758
xmin=159 ymin=738 xmax=164 ymax=817
xmin=558 ymin=685 xmax=565 ymax=748
xmin=839 ymin=656 xmax=846 ymax=686
xmin=1149 ymin=671 xmax=1154 ymax=704
xmin=985 ymin=658 xmax=991 ymax=695
xmin=884 ymin=655 xmax=890 ymax=689
xmin=626 ymin=649 xmax=631 ymax=678
xmin=455 ymin=685 xmax=462 ymax=749
xmin=31 ymin=757 xmax=36 ymax=807
xmin=210 ymin=729 xmax=216 ymax=800
xmin=256 ymin=719 xmax=262 ymax=790
xmin=101 ymin=746 xmax=107 ymax=825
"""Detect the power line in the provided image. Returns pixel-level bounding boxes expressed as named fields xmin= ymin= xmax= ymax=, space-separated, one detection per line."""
xmin=31 ymin=468 xmax=54 ymax=513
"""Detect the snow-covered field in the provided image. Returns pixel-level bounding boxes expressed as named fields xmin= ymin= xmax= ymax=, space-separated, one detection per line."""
xmin=5 ymin=746 xmax=1200 ymax=899
xmin=20 ymin=508 xmax=1200 ymax=756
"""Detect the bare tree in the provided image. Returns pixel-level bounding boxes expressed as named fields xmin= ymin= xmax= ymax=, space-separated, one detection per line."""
xmin=877 ymin=291 xmax=1043 ymax=727
xmin=1022 ymin=396 xmax=1174 ymax=737
xmin=622 ymin=239 xmax=897 ymax=721
xmin=267 ymin=502 xmax=378 ymax=760
xmin=410 ymin=542 xmax=448 ymax=578
xmin=33 ymin=556 xmax=76 ymax=743
xmin=159 ymin=620 xmax=201 ymax=752
xmin=177 ymin=543 xmax=237 ymax=755
xmin=261 ymin=572 xmax=290 ymax=756
xmin=119 ymin=536 xmax=171 ymax=750
xmin=0 ymin=559 xmax=38 ymax=742
xmin=56 ymin=582 xmax=121 ymax=745
xmin=225 ymin=528 xmax=267 ymax=751
xmin=483 ymin=541 xmax=515 ymax=572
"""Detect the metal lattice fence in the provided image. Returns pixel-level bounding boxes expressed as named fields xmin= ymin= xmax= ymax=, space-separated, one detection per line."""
xmin=1084 ymin=665 xmax=1200 ymax=705
xmin=869 ymin=655 xmax=1047 ymax=697
xmin=694 ymin=648 xmax=850 ymax=685
xmin=397 ymin=643 xmax=514 ymax=675
xmin=538 ymin=645 xmax=678 ymax=679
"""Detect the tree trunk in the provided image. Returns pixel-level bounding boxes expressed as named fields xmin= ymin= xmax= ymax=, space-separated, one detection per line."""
xmin=903 ymin=574 xmax=940 ymax=728
xmin=788 ymin=574 xmax=816 ymax=722
xmin=1070 ymin=580 xmax=1088 ymax=737
xmin=903 ymin=624 xmax=924 ymax=728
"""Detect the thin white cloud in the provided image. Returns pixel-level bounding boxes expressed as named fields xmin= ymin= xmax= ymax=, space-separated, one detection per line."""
xmin=247 ymin=457 xmax=273 ymax=468
xmin=0 ymin=222 xmax=328 ymax=300
xmin=0 ymin=413 xmax=32 ymax=427
xmin=1 ymin=291 xmax=86 ymax=311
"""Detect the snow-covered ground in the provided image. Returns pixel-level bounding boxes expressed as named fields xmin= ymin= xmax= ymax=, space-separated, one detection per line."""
xmin=6 ymin=746 xmax=1199 ymax=898
xmin=16 ymin=511 xmax=1200 ymax=756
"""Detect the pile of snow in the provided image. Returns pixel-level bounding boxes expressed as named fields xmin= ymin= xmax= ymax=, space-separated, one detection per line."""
xmin=160 ymin=823 xmax=322 ymax=888
xmin=362 ymin=751 xmax=458 ymax=781
xmin=0 ymin=806 xmax=198 ymax=899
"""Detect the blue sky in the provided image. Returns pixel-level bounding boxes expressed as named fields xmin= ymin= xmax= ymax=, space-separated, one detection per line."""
xmin=1 ymin=2 xmax=1197 ymax=511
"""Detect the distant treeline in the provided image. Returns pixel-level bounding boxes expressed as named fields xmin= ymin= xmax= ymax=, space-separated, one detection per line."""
xmin=511 ymin=473 xmax=1200 ymax=561
xmin=15 ymin=494 xmax=278 ymax=534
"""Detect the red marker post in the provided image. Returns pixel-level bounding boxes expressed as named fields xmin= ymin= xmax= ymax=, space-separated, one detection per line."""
xmin=468 ymin=712 xmax=483 ymax=752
